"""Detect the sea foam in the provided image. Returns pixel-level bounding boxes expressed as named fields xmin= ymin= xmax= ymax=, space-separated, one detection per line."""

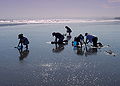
xmin=0 ymin=18 xmax=120 ymax=24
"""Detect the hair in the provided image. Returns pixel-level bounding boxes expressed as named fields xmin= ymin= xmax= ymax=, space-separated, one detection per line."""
xmin=79 ymin=34 xmax=83 ymax=36
xmin=65 ymin=26 xmax=69 ymax=29
xmin=52 ymin=32 xmax=56 ymax=36
xmin=18 ymin=34 xmax=23 ymax=39
xmin=74 ymin=37 xmax=77 ymax=41
xmin=85 ymin=33 xmax=88 ymax=36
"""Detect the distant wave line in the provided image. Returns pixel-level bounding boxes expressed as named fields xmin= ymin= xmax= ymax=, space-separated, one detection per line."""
xmin=0 ymin=19 xmax=120 ymax=24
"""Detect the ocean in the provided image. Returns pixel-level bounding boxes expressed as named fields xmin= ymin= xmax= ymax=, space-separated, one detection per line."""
xmin=0 ymin=17 xmax=120 ymax=86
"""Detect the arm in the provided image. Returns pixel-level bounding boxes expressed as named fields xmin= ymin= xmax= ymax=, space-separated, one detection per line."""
xmin=17 ymin=40 xmax=21 ymax=47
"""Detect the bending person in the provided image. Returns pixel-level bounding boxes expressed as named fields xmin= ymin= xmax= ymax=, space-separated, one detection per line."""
xmin=18 ymin=34 xmax=29 ymax=50
xmin=52 ymin=32 xmax=65 ymax=44
xmin=72 ymin=34 xmax=84 ymax=48
xmin=65 ymin=26 xmax=72 ymax=35
xmin=85 ymin=33 xmax=98 ymax=47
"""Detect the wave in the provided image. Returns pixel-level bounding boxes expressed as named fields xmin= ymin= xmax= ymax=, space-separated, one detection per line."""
xmin=0 ymin=18 xmax=120 ymax=25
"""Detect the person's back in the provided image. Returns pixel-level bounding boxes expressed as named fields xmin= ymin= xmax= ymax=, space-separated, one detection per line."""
xmin=23 ymin=37 xmax=29 ymax=45
xmin=85 ymin=33 xmax=98 ymax=47
xmin=86 ymin=34 xmax=95 ymax=43
xmin=54 ymin=32 xmax=64 ymax=39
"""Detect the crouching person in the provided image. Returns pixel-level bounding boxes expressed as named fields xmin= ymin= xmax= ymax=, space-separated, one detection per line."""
xmin=85 ymin=33 xmax=98 ymax=47
xmin=72 ymin=34 xmax=84 ymax=48
xmin=52 ymin=32 xmax=64 ymax=44
xmin=18 ymin=34 xmax=29 ymax=50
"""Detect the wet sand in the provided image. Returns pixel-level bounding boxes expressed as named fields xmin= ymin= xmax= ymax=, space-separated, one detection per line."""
xmin=0 ymin=23 xmax=120 ymax=86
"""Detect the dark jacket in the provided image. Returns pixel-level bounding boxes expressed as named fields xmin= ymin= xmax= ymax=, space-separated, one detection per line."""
xmin=54 ymin=33 xmax=64 ymax=42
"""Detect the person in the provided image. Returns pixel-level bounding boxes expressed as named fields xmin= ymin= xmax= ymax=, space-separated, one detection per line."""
xmin=72 ymin=34 xmax=84 ymax=48
xmin=65 ymin=26 xmax=72 ymax=35
xmin=85 ymin=33 xmax=98 ymax=47
xmin=78 ymin=34 xmax=84 ymax=47
xmin=52 ymin=32 xmax=64 ymax=44
xmin=18 ymin=34 xmax=29 ymax=50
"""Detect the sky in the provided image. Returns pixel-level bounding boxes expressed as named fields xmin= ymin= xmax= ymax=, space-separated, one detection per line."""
xmin=0 ymin=0 xmax=120 ymax=19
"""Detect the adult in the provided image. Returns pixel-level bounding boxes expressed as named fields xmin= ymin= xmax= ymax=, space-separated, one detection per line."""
xmin=72 ymin=34 xmax=84 ymax=47
xmin=85 ymin=33 xmax=98 ymax=47
xmin=18 ymin=34 xmax=29 ymax=50
xmin=52 ymin=32 xmax=64 ymax=44
xmin=65 ymin=26 xmax=72 ymax=35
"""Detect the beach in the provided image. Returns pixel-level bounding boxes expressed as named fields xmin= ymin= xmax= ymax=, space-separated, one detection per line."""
xmin=0 ymin=19 xmax=120 ymax=86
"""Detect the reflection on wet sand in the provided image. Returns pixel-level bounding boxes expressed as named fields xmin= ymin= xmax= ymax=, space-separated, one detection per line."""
xmin=52 ymin=44 xmax=64 ymax=53
xmin=18 ymin=49 xmax=29 ymax=61
xmin=85 ymin=47 xmax=97 ymax=57
xmin=74 ymin=46 xmax=98 ymax=56
xmin=76 ymin=47 xmax=84 ymax=56
xmin=52 ymin=35 xmax=71 ymax=53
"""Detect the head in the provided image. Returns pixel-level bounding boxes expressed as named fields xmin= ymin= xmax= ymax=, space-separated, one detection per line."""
xmin=65 ymin=26 xmax=67 ymax=28
xmin=85 ymin=33 xmax=88 ymax=36
xmin=79 ymin=34 xmax=83 ymax=37
xmin=65 ymin=26 xmax=69 ymax=29
xmin=74 ymin=37 xmax=77 ymax=41
xmin=52 ymin=32 xmax=56 ymax=36
xmin=18 ymin=34 xmax=23 ymax=39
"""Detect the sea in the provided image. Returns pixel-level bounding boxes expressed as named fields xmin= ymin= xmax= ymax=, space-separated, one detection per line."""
xmin=0 ymin=17 xmax=120 ymax=86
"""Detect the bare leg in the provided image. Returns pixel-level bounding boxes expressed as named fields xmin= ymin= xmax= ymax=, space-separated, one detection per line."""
xmin=25 ymin=44 xmax=28 ymax=50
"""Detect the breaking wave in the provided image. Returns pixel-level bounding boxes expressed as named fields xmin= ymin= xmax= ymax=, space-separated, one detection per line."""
xmin=0 ymin=18 xmax=120 ymax=26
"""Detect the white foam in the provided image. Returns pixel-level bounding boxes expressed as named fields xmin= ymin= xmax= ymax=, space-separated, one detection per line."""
xmin=0 ymin=19 xmax=120 ymax=24
xmin=46 ymin=42 xmax=51 ymax=44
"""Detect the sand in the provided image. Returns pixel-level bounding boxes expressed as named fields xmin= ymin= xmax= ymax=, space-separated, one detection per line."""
xmin=0 ymin=23 xmax=120 ymax=86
